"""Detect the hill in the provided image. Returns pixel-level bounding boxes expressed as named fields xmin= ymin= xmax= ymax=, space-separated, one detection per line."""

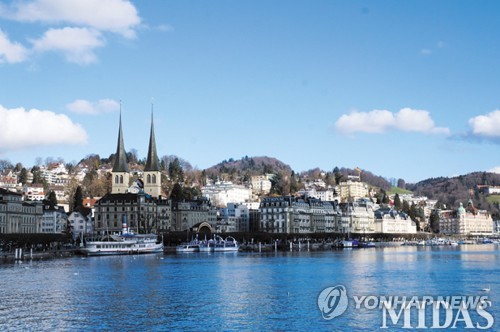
xmin=407 ymin=172 xmax=500 ymax=217
xmin=204 ymin=156 xmax=292 ymax=181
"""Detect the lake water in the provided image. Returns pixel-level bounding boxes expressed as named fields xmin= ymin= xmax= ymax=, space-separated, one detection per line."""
xmin=1 ymin=245 xmax=499 ymax=331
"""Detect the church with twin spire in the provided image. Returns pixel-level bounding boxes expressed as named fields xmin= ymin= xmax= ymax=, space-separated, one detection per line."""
xmin=94 ymin=112 xmax=171 ymax=235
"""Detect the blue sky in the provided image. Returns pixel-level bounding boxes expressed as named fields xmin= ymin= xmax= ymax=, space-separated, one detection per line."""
xmin=1 ymin=0 xmax=500 ymax=183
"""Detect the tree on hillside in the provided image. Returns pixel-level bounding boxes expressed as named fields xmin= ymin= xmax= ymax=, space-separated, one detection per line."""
xmin=0 ymin=159 xmax=13 ymax=171
xmin=333 ymin=167 xmax=343 ymax=185
xmin=31 ymin=166 xmax=47 ymax=189
xmin=80 ymin=154 xmax=101 ymax=170
xmin=127 ymin=149 xmax=139 ymax=165
xmin=168 ymin=158 xmax=185 ymax=183
xmin=170 ymin=183 xmax=184 ymax=201
xmin=19 ymin=168 xmax=28 ymax=185
xmin=429 ymin=209 xmax=440 ymax=233
xmin=409 ymin=203 xmax=425 ymax=231
xmin=66 ymin=163 xmax=75 ymax=174
xmin=397 ymin=178 xmax=406 ymax=189
xmin=290 ymin=171 xmax=302 ymax=194
xmin=73 ymin=186 xmax=83 ymax=211
xmin=394 ymin=193 xmax=402 ymax=211
xmin=402 ymin=200 xmax=411 ymax=215
xmin=46 ymin=190 xmax=58 ymax=208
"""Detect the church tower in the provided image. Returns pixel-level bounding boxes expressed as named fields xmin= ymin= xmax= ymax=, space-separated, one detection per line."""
xmin=111 ymin=112 xmax=130 ymax=194
xmin=143 ymin=110 xmax=162 ymax=198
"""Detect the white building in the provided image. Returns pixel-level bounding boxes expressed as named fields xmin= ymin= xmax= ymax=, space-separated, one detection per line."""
xmin=339 ymin=200 xmax=376 ymax=234
xmin=202 ymin=181 xmax=252 ymax=207
xmin=41 ymin=205 xmax=68 ymax=234
xmin=68 ymin=208 xmax=93 ymax=240
xmin=23 ymin=184 xmax=45 ymax=201
xmin=297 ymin=187 xmax=337 ymax=201
xmin=0 ymin=170 xmax=18 ymax=190
xmin=374 ymin=208 xmax=417 ymax=234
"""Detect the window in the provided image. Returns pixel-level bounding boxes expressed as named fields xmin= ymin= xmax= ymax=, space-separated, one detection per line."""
xmin=152 ymin=174 xmax=156 ymax=184
xmin=147 ymin=174 xmax=151 ymax=184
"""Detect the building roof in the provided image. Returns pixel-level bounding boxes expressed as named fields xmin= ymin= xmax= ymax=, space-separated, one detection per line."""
xmin=112 ymin=112 xmax=129 ymax=173
xmin=97 ymin=192 xmax=157 ymax=204
xmin=0 ymin=187 xmax=22 ymax=196
xmin=144 ymin=111 xmax=160 ymax=172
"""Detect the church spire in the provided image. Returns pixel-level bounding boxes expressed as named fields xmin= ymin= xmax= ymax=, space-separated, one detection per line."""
xmin=144 ymin=105 xmax=159 ymax=172
xmin=113 ymin=109 xmax=128 ymax=172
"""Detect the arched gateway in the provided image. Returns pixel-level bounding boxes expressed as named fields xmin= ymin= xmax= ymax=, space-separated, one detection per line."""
xmin=193 ymin=222 xmax=213 ymax=239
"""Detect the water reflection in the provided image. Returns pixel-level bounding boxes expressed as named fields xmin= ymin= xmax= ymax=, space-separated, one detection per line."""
xmin=0 ymin=246 xmax=499 ymax=330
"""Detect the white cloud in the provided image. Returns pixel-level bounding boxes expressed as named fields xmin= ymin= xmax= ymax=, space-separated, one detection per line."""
xmin=468 ymin=110 xmax=500 ymax=138
xmin=0 ymin=29 xmax=29 ymax=63
xmin=0 ymin=104 xmax=88 ymax=151
xmin=395 ymin=108 xmax=450 ymax=134
xmin=31 ymin=27 xmax=104 ymax=65
xmin=420 ymin=49 xmax=432 ymax=55
xmin=488 ymin=166 xmax=500 ymax=174
xmin=0 ymin=0 xmax=141 ymax=65
xmin=67 ymin=99 xmax=120 ymax=115
xmin=1 ymin=0 xmax=140 ymax=38
xmin=335 ymin=109 xmax=394 ymax=134
xmin=334 ymin=108 xmax=450 ymax=135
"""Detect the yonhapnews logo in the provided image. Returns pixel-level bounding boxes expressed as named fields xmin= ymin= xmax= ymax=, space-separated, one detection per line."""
xmin=317 ymin=285 xmax=494 ymax=329
xmin=317 ymin=285 xmax=348 ymax=320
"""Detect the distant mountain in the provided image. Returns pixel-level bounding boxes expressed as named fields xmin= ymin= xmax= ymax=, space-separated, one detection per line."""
xmin=407 ymin=172 xmax=500 ymax=216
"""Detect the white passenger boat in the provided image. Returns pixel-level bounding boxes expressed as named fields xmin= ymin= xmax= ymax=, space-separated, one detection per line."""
xmin=199 ymin=239 xmax=215 ymax=252
xmin=214 ymin=235 xmax=240 ymax=252
xmin=80 ymin=232 xmax=163 ymax=256
xmin=176 ymin=242 xmax=200 ymax=253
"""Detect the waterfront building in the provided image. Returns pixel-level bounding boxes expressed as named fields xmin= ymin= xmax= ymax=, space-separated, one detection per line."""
xmin=201 ymin=181 xmax=252 ymax=207
xmin=41 ymin=204 xmax=68 ymax=234
xmin=93 ymin=112 xmax=171 ymax=234
xmin=248 ymin=208 xmax=261 ymax=232
xmin=0 ymin=188 xmax=43 ymax=233
xmin=171 ymin=198 xmax=217 ymax=232
xmin=94 ymin=193 xmax=171 ymax=234
xmin=259 ymin=196 xmax=337 ymax=234
xmin=218 ymin=203 xmax=249 ymax=233
xmin=374 ymin=208 xmax=417 ymax=234
xmin=493 ymin=219 xmax=500 ymax=234
xmin=339 ymin=200 xmax=376 ymax=234
xmin=439 ymin=200 xmax=494 ymax=236
xmin=67 ymin=208 xmax=93 ymax=239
